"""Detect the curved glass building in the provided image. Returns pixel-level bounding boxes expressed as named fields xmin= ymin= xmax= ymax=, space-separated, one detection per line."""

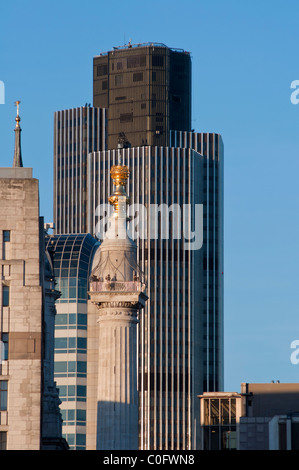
xmin=45 ymin=233 xmax=99 ymax=450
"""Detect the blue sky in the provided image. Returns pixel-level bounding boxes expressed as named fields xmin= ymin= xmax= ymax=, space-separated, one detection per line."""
xmin=0 ymin=0 xmax=299 ymax=392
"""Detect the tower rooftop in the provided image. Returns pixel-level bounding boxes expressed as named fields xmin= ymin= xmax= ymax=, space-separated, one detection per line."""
xmin=95 ymin=42 xmax=190 ymax=57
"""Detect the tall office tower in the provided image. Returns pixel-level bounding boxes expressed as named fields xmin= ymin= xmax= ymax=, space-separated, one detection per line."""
xmin=0 ymin=107 xmax=68 ymax=450
xmin=93 ymin=43 xmax=191 ymax=149
xmin=53 ymin=106 xmax=107 ymax=234
xmin=53 ymin=44 xmax=224 ymax=450
xmin=170 ymin=130 xmax=224 ymax=392
xmin=87 ymin=143 xmax=211 ymax=450
xmin=87 ymin=160 xmax=147 ymax=450
xmin=45 ymin=233 xmax=99 ymax=450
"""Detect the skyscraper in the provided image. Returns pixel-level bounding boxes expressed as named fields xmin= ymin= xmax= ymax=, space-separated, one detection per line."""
xmin=53 ymin=42 xmax=224 ymax=450
xmin=93 ymin=43 xmax=191 ymax=149
xmin=53 ymin=106 xmax=107 ymax=234
xmin=87 ymin=135 xmax=223 ymax=449
xmin=170 ymin=130 xmax=224 ymax=392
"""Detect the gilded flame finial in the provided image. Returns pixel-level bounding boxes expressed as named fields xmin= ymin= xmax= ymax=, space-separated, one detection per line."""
xmin=108 ymin=133 xmax=130 ymax=212
xmin=108 ymin=159 xmax=130 ymax=211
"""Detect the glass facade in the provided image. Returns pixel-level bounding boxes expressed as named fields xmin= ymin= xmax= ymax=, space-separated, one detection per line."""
xmin=46 ymin=233 xmax=99 ymax=450
xmin=201 ymin=396 xmax=239 ymax=450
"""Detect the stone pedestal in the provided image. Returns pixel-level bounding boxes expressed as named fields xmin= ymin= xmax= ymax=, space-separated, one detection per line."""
xmin=89 ymin=291 xmax=146 ymax=450
xmin=97 ymin=302 xmax=139 ymax=449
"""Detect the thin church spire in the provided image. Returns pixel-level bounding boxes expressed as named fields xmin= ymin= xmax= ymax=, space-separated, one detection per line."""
xmin=13 ymin=100 xmax=23 ymax=168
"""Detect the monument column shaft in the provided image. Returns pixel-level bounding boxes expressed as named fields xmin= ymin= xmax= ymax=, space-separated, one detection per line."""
xmin=96 ymin=309 xmax=139 ymax=450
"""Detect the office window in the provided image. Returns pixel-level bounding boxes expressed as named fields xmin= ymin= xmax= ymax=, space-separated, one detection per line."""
xmin=97 ymin=64 xmax=108 ymax=76
xmin=0 ymin=431 xmax=7 ymax=450
xmin=152 ymin=55 xmax=164 ymax=67
xmin=0 ymin=380 xmax=8 ymax=411
xmin=2 ymin=231 xmax=10 ymax=260
xmin=77 ymin=409 xmax=86 ymax=422
xmin=2 ymin=286 xmax=9 ymax=307
xmin=1 ymin=333 xmax=8 ymax=361
xmin=120 ymin=113 xmax=133 ymax=123
xmin=55 ymin=362 xmax=68 ymax=373
xmin=77 ymin=385 xmax=86 ymax=397
xmin=133 ymin=72 xmax=143 ymax=82
xmin=127 ymin=55 xmax=146 ymax=68
xmin=3 ymin=231 xmax=10 ymax=242
xmin=77 ymin=434 xmax=86 ymax=446
xmin=66 ymin=433 xmax=75 ymax=446
xmin=115 ymin=74 xmax=123 ymax=86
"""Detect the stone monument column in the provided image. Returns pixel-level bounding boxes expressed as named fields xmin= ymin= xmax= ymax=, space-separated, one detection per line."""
xmin=88 ymin=142 xmax=147 ymax=449
xmin=94 ymin=295 xmax=144 ymax=449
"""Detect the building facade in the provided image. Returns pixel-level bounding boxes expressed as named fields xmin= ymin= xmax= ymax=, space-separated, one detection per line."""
xmin=199 ymin=392 xmax=242 ymax=450
xmin=199 ymin=382 xmax=299 ymax=450
xmin=239 ymin=382 xmax=299 ymax=450
xmin=53 ymin=44 xmax=224 ymax=450
xmin=45 ymin=233 xmax=99 ymax=450
xmin=0 ymin=108 xmax=68 ymax=449
xmin=93 ymin=43 xmax=191 ymax=149
xmin=53 ymin=106 xmax=107 ymax=234
xmin=170 ymin=130 xmax=224 ymax=392
xmin=86 ymin=138 xmax=223 ymax=449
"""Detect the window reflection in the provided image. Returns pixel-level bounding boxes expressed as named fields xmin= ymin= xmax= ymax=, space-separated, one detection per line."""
xmin=202 ymin=396 xmax=239 ymax=450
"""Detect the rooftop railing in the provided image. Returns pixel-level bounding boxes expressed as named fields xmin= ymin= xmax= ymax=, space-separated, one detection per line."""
xmin=90 ymin=280 xmax=144 ymax=293
xmin=95 ymin=42 xmax=190 ymax=56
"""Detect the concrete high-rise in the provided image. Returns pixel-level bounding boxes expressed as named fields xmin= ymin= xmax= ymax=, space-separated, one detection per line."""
xmin=93 ymin=43 xmax=191 ymax=149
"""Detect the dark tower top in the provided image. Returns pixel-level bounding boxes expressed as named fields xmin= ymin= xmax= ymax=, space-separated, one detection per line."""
xmin=13 ymin=100 xmax=23 ymax=168
xmin=93 ymin=43 xmax=191 ymax=149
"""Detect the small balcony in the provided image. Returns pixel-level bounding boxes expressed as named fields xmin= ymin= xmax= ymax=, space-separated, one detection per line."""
xmin=90 ymin=279 xmax=145 ymax=293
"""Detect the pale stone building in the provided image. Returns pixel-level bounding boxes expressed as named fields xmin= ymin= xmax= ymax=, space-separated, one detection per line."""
xmin=0 ymin=105 xmax=68 ymax=450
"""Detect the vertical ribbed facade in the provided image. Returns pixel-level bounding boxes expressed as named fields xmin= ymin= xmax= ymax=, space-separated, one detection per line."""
xmin=53 ymin=106 xmax=107 ymax=234
xmin=170 ymin=130 xmax=224 ymax=393
xmin=87 ymin=145 xmax=206 ymax=449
